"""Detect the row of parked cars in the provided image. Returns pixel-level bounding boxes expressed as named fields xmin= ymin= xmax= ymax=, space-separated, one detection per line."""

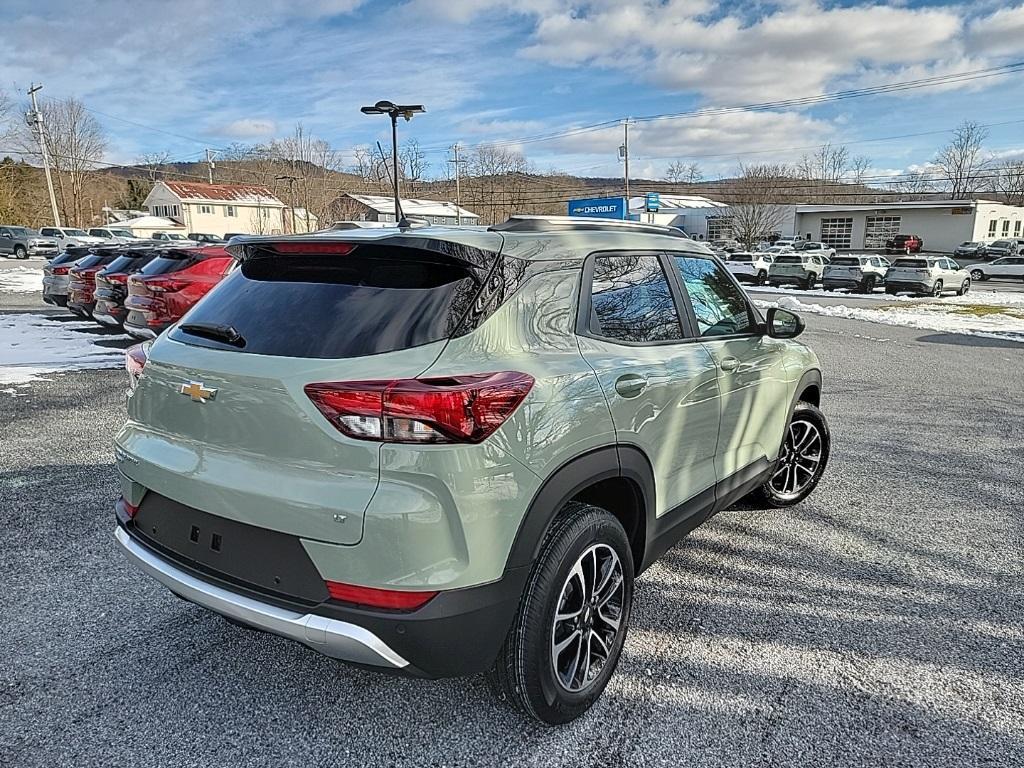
xmin=724 ymin=248 xmax=1024 ymax=296
xmin=42 ymin=241 xmax=233 ymax=338
xmin=0 ymin=224 xmax=229 ymax=259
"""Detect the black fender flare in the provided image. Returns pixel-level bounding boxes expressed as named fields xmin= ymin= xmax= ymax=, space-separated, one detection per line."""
xmin=790 ymin=368 xmax=822 ymax=411
xmin=503 ymin=444 xmax=655 ymax=572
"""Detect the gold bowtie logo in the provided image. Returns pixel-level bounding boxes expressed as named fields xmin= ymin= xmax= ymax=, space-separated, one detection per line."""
xmin=179 ymin=381 xmax=217 ymax=403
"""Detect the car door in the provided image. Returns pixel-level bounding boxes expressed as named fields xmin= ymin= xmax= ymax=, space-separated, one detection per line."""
xmin=668 ymin=253 xmax=791 ymax=485
xmin=576 ymin=252 xmax=722 ymax=520
xmin=0 ymin=227 xmax=12 ymax=255
xmin=1008 ymin=257 xmax=1024 ymax=278
xmin=988 ymin=258 xmax=1011 ymax=278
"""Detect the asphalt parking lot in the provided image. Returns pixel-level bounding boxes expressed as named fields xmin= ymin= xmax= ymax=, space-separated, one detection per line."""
xmin=2 ymin=301 xmax=1022 ymax=767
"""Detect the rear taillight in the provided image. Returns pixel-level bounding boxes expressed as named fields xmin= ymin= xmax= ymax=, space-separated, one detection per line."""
xmin=270 ymin=242 xmax=356 ymax=255
xmin=325 ymin=581 xmax=437 ymax=611
xmin=144 ymin=277 xmax=188 ymax=293
xmin=53 ymin=266 xmax=69 ymax=275
xmin=117 ymin=496 xmax=139 ymax=519
xmin=305 ymin=371 xmax=534 ymax=444
xmin=108 ymin=273 xmax=129 ymax=284
xmin=125 ymin=342 xmax=148 ymax=391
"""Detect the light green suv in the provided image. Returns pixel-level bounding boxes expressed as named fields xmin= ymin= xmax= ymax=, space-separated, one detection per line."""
xmin=113 ymin=217 xmax=829 ymax=724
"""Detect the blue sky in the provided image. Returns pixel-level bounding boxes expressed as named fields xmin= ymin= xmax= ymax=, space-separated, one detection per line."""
xmin=5 ymin=0 xmax=1024 ymax=181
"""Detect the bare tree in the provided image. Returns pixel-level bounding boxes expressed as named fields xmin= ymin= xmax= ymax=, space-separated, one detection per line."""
xmin=993 ymin=159 xmax=1024 ymax=206
xmin=935 ymin=121 xmax=989 ymax=199
xmin=464 ymin=144 xmax=532 ymax=224
xmin=400 ymin=138 xmax=428 ymax=194
xmin=724 ymin=163 xmax=793 ymax=248
xmin=848 ymin=155 xmax=872 ymax=186
xmin=889 ymin=171 xmax=935 ymax=201
xmin=18 ymin=97 xmax=107 ymax=226
xmin=140 ymin=151 xmax=172 ymax=181
xmin=795 ymin=143 xmax=872 ymax=202
xmin=665 ymin=160 xmax=703 ymax=184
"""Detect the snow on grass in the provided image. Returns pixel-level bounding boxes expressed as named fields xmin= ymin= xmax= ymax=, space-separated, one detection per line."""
xmin=750 ymin=284 xmax=1024 ymax=307
xmin=0 ymin=266 xmax=44 ymax=293
xmin=0 ymin=314 xmax=127 ymax=384
xmin=755 ymin=295 xmax=1024 ymax=344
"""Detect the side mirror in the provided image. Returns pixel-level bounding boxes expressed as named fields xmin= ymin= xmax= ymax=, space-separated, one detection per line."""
xmin=1 ymin=232 xmax=10 ymax=238
xmin=766 ymin=307 xmax=805 ymax=339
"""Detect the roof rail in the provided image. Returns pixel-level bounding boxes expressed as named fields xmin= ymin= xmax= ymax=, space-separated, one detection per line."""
xmin=489 ymin=215 xmax=691 ymax=239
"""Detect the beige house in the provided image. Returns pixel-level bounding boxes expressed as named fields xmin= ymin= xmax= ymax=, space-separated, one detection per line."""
xmin=143 ymin=181 xmax=286 ymax=237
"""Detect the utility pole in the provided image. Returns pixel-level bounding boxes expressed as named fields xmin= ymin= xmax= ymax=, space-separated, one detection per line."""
xmin=26 ymin=84 xmax=61 ymax=227
xmin=447 ymin=144 xmax=467 ymax=225
xmin=620 ymin=119 xmax=631 ymax=204
xmin=206 ymin=149 xmax=216 ymax=184
xmin=276 ymin=174 xmax=299 ymax=233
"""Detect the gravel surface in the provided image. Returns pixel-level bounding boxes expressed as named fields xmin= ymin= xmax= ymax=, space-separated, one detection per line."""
xmin=1 ymin=312 xmax=1022 ymax=767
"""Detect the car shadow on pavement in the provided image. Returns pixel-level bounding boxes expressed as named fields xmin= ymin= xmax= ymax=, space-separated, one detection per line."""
xmin=914 ymin=332 xmax=1024 ymax=349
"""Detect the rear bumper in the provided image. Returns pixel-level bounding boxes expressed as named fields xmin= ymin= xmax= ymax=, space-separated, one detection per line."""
xmin=114 ymin=525 xmax=410 ymax=669
xmin=124 ymin=322 xmax=160 ymax=339
xmin=113 ymin=513 xmax=527 ymax=678
xmin=768 ymin=273 xmax=808 ymax=285
xmin=886 ymin=280 xmax=931 ymax=293
xmin=823 ymin=277 xmax=867 ymax=289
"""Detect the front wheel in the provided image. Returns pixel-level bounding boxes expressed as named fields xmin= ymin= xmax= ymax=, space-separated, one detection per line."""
xmin=757 ymin=270 xmax=768 ymax=286
xmin=861 ymin=275 xmax=877 ymax=293
xmin=970 ymin=269 xmax=985 ymax=281
xmin=930 ymin=280 xmax=943 ymax=297
xmin=13 ymin=245 xmax=27 ymax=259
xmin=489 ymin=502 xmax=634 ymax=725
xmin=749 ymin=402 xmax=831 ymax=507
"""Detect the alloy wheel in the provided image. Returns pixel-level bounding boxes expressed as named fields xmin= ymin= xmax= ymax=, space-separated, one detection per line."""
xmin=769 ymin=419 xmax=823 ymax=498
xmin=550 ymin=544 xmax=624 ymax=693
xmin=931 ymin=281 xmax=943 ymax=297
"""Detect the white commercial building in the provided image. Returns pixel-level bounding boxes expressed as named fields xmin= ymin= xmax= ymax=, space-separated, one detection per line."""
xmin=628 ymin=194 xmax=734 ymax=240
xmin=792 ymin=199 xmax=1024 ymax=253
xmin=341 ymin=193 xmax=479 ymax=225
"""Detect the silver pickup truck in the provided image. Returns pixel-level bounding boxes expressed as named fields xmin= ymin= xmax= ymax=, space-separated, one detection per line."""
xmin=0 ymin=225 xmax=59 ymax=259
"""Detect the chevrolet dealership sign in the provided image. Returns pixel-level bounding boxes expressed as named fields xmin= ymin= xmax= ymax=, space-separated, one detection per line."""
xmin=567 ymin=196 xmax=627 ymax=219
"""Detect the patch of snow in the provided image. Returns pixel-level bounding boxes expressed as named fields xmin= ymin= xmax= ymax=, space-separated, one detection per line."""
xmin=757 ymin=296 xmax=1024 ymax=344
xmin=0 ymin=314 xmax=127 ymax=383
xmin=0 ymin=266 xmax=44 ymax=293
xmin=750 ymin=284 xmax=1024 ymax=307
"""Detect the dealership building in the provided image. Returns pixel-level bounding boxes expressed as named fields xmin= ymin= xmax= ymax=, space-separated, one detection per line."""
xmin=792 ymin=199 xmax=1024 ymax=253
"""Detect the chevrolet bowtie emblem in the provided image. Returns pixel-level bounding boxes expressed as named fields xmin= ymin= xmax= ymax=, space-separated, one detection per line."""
xmin=179 ymin=381 xmax=218 ymax=403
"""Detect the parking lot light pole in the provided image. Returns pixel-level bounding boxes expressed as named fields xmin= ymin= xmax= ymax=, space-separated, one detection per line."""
xmin=360 ymin=101 xmax=425 ymax=225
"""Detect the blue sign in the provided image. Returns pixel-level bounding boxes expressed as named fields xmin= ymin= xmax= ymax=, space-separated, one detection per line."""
xmin=645 ymin=192 xmax=660 ymax=212
xmin=568 ymin=196 xmax=627 ymax=220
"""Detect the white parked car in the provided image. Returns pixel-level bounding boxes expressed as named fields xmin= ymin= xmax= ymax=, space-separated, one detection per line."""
xmin=822 ymin=255 xmax=890 ymax=293
xmin=725 ymin=251 xmax=775 ymax=285
xmin=38 ymin=226 xmax=107 ymax=247
xmin=768 ymin=252 xmax=828 ymax=289
xmin=773 ymin=236 xmax=803 ymax=249
xmin=88 ymin=227 xmax=141 ymax=243
xmin=885 ymin=257 xmax=970 ymax=297
xmin=764 ymin=245 xmax=795 ymax=255
xmin=963 ymin=256 xmax=1024 ymax=282
xmin=795 ymin=241 xmax=837 ymax=260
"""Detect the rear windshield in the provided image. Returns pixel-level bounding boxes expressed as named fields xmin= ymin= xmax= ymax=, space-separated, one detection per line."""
xmin=775 ymin=255 xmax=802 ymax=264
xmin=139 ymin=251 xmax=207 ymax=276
xmin=830 ymin=257 xmax=861 ymax=266
xmin=169 ymin=249 xmax=481 ymax=359
xmin=72 ymin=254 xmax=107 ymax=270
xmin=730 ymin=255 xmax=753 ymax=263
xmin=893 ymin=259 xmax=928 ymax=268
xmin=102 ymin=253 xmax=155 ymax=274
xmin=52 ymin=249 xmax=91 ymax=265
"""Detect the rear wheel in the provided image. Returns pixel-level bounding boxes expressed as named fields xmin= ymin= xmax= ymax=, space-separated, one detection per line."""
xmin=861 ymin=275 xmax=877 ymax=293
xmin=757 ymin=270 xmax=768 ymax=285
xmin=930 ymin=280 xmax=943 ymax=297
xmin=488 ymin=502 xmax=634 ymax=725
xmin=957 ymin=279 xmax=970 ymax=296
xmin=803 ymin=273 xmax=816 ymax=290
xmin=749 ymin=402 xmax=830 ymax=508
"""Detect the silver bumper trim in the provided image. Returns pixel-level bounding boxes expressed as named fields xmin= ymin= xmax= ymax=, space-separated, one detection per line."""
xmin=113 ymin=526 xmax=409 ymax=668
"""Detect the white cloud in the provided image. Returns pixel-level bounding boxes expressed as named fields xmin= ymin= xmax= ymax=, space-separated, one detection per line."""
xmin=209 ymin=119 xmax=278 ymax=139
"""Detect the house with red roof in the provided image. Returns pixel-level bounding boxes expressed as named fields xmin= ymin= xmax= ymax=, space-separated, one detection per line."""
xmin=143 ymin=181 xmax=286 ymax=237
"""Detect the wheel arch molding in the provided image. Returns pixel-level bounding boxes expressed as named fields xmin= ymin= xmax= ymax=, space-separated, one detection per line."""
xmin=504 ymin=444 xmax=655 ymax=577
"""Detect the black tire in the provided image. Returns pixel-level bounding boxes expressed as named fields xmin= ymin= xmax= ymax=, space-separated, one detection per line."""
xmin=757 ymin=270 xmax=768 ymax=286
xmin=970 ymin=269 xmax=985 ymax=281
xmin=748 ymin=402 xmax=831 ymax=508
xmin=13 ymin=245 xmax=27 ymax=259
xmin=804 ymin=273 xmax=816 ymax=290
xmin=488 ymin=502 xmax=634 ymax=725
xmin=861 ymin=275 xmax=876 ymax=294
xmin=930 ymin=280 xmax=943 ymax=298
xmin=957 ymin=279 xmax=970 ymax=296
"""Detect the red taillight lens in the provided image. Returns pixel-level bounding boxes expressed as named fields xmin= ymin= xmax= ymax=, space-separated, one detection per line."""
xmin=108 ymin=272 xmax=129 ymax=284
xmin=117 ymin=496 xmax=139 ymax=519
xmin=53 ymin=266 xmax=69 ymax=275
xmin=325 ymin=581 xmax=437 ymax=611
xmin=270 ymin=242 xmax=356 ymax=255
xmin=305 ymin=371 xmax=534 ymax=444
xmin=144 ymin=277 xmax=189 ymax=293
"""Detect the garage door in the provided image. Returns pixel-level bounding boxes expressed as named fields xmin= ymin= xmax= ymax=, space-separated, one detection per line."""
xmin=865 ymin=216 xmax=901 ymax=249
xmin=820 ymin=218 xmax=853 ymax=249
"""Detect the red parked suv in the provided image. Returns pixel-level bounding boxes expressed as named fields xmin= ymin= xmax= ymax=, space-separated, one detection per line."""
xmin=124 ymin=247 xmax=233 ymax=339
xmin=67 ymin=248 xmax=123 ymax=318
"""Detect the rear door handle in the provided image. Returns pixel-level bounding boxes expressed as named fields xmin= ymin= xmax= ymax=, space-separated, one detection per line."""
xmin=614 ymin=373 xmax=647 ymax=398
xmin=719 ymin=356 xmax=740 ymax=372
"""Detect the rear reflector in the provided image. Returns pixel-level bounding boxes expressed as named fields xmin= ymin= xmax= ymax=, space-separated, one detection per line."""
xmin=125 ymin=343 xmax=148 ymax=390
xmin=325 ymin=581 xmax=438 ymax=611
xmin=117 ymin=496 xmax=139 ymax=519
xmin=269 ymin=242 xmax=356 ymax=255
xmin=305 ymin=371 xmax=534 ymax=444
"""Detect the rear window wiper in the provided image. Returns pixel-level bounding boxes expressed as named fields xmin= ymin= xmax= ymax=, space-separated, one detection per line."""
xmin=179 ymin=322 xmax=246 ymax=347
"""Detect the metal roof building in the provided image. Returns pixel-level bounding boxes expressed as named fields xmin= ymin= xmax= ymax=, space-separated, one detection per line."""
xmin=341 ymin=194 xmax=479 ymax=225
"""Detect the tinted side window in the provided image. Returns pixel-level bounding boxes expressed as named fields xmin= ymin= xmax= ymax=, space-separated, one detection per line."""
xmin=673 ymin=256 xmax=757 ymax=337
xmin=589 ymin=255 xmax=682 ymax=343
